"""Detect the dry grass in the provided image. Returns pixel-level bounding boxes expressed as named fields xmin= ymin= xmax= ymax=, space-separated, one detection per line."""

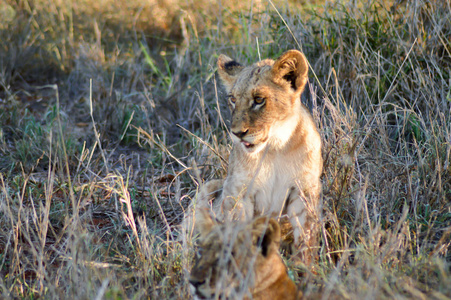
xmin=0 ymin=0 xmax=450 ymax=299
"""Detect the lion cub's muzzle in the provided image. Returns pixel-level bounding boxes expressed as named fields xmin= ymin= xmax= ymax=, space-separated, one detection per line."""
xmin=232 ymin=129 xmax=255 ymax=149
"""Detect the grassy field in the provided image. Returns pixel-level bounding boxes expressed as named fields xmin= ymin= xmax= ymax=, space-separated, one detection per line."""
xmin=0 ymin=0 xmax=450 ymax=298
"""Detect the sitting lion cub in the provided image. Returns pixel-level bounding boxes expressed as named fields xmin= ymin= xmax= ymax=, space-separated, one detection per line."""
xmin=190 ymin=210 xmax=300 ymax=299
xmin=199 ymin=50 xmax=322 ymax=260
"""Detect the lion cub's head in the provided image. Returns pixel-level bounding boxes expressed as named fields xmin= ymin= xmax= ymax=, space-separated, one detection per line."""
xmin=190 ymin=210 xmax=298 ymax=299
xmin=217 ymin=50 xmax=309 ymax=154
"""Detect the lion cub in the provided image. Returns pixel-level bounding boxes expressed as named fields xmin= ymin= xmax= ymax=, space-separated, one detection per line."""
xmin=199 ymin=50 xmax=322 ymax=261
xmin=190 ymin=210 xmax=300 ymax=299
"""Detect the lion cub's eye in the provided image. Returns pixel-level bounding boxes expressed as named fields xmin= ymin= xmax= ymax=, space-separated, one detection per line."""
xmin=228 ymin=95 xmax=236 ymax=104
xmin=196 ymin=248 xmax=204 ymax=258
xmin=254 ymin=97 xmax=265 ymax=105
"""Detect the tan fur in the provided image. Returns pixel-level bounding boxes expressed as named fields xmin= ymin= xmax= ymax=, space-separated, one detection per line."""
xmin=189 ymin=211 xmax=300 ymax=299
xmin=198 ymin=50 xmax=322 ymax=261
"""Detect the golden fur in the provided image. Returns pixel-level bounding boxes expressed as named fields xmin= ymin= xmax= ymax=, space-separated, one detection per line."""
xmin=189 ymin=210 xmax=300 ymax=299
xmin=197 ymin=50 xmax=323 ymax=261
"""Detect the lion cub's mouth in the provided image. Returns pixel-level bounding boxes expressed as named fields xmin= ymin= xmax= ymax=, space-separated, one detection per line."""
xmin=241 ymin=141 xmax=255 ymax=149
xmin=239 ymin=137 xmax=268 ymax=153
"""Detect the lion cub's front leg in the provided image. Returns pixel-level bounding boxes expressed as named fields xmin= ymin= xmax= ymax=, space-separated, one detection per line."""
xmin=195 ymin=178 xmax=254 ymax=223
xmin=197 ymin=179 xmax=224 ymax=211
xmin=219 ymin=181 xmax=255 ymax=221
xmin=181 ymin=179 xmax=223 ymax=238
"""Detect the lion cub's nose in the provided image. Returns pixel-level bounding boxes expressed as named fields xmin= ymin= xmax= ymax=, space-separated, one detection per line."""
xmin=189 ymin=278 xmax=205 ymax=289
xmin=232 ymin=129 xmax=248 ymax=139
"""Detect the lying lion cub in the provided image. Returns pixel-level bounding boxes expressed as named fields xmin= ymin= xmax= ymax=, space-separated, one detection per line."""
xmin=190 ymin=210 xmax=300 ymax=299
xmin=198 ymin=50 xmax=322 ymax=260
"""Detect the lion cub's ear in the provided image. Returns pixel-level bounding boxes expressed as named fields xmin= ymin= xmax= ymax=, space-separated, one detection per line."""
xmin=195 ymin=208 xmax=215 ymax=237
xmin=217 ymin=54 xmax=244 ymax=91
xmin=252 ymin=218 xmax=281 ymax=257
xmin=272 ymin=50 xmax=309 ymax=92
